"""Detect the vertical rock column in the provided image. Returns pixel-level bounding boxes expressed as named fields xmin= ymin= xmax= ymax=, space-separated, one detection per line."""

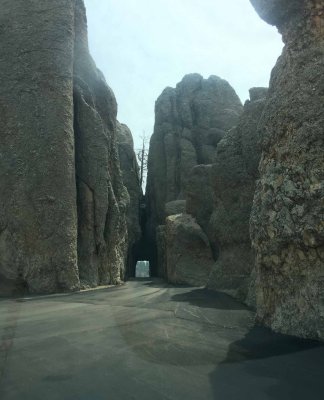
xmin=0 ymin=0 xmax=79 ymax=293
xmin=0 ymin=0 xmax=129 ymax=294
xmin=117 ymin=122 xmax=142 ymax=278
xmin=250 ymin=0 xmax=324 ymax=340
xmin=146 ymin=74 xmax=242 ymax=277
xmin=73 ymin=0 xmax=129 ymax=287
xmin=203 ymin=88 xmax=267 ymax=303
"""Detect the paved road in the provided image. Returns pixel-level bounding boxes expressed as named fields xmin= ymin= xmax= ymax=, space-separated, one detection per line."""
xmin=0 ymin=279 xmax=323 ymax=400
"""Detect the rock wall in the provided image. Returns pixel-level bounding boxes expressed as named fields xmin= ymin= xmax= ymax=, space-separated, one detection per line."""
xmin=146 ymin=73 xmax=243 ymax=276
xmin=117 ymin=122 xmax=142 ymax=278
xmin=0 ymin=0 xmax=128 ymax=294
xmin=164 ymin=214 xmax=214 ymax=286
xmin=250 ymin=0 xmax=324 ymax=340
xmin=187 ymin=88 xmax=268 ymax=303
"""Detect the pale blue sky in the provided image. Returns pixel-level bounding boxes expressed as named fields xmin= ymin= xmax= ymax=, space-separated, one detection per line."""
xmin=84 ymin=0 xmax=283 ymax=149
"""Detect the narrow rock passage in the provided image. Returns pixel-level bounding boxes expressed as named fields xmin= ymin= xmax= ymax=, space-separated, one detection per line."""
xmin=0 ymin=280 xmax=323 ymax=400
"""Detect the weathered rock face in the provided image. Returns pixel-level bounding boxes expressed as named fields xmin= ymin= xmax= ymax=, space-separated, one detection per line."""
xmin=156 ymin=225 xmax=167 ymax=278
xmin=0 ymin=0 xmax=128 ymax=294
xmin=146 ymin=74 xmax=243 ymax=275
xmin=117 ymin=122 xmax=142 ymax=278
xmin=0 ymin=0 xmax=79 ymax=294
xmin=74 ymin=3 xmax=129 ymax=288
xmin=164 ymin=214 xmax=214 ymax=286
xmin=186 ymin=165 xmax=215 ymax=254
xmin=250 ymin=0 xmax=324 ymax=340
xmin=165 ymin=200 xmax=187 ymax=217
xmin=186 ymin=88 xmax=268 ymax=302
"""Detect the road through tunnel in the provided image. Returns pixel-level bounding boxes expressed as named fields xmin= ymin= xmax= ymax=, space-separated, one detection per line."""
xmin=126 ymin=194 xmax=157 ymax=279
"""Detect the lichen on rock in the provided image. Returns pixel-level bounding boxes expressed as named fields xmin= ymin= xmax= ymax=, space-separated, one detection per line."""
xmin=250 ymin=0 xmax=324 ymax=340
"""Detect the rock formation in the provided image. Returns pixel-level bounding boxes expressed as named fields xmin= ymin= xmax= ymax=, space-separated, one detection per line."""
xmin=2 ymin=0 xmax=322 ymax=348
xmin=187 ymin=88 xmax=268 ymax=303
xmin=0 ymin=0 xmax=128 ymax=294
xmin=164 ymin=214 xmax=214 ymax=286
xmin=117 ymin=122 xmax=142 ymax=278
xmin=146 ymin=73 xmax=243 ymax=277
xmin=250 ymin=0 xmax=324 ymax=340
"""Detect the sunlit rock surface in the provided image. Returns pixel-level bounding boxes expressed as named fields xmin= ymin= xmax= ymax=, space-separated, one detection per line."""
xmin=186 ymin=88 xmax=268 ymax=303
xmin=146 ymin=73 xmax=242 ymax=277
xmin=250 ymin=0 xmax=324 ymax=340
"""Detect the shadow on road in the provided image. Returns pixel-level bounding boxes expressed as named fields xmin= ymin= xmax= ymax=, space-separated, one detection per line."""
xmin=209 ymin=325 xmax=324 ymax=399
xmin=170 ymin=288 xmax=248 ymax=311
xmin=222 ymin=324 xmax=322 ymax=363
xmin=142 ymin=279 xmax=191 ymax=289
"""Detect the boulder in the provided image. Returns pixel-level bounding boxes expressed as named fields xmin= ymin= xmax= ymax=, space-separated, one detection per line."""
xmin=164 ymin=214 xmax=214 ymax=286
xmin=165 ymin=200 xmax=187 ymax=217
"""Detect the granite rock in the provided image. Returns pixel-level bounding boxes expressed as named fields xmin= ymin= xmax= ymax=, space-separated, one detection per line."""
xmin=250 ymin=0 xmax=324 ymax=340
xmin=117 ymin=122 xmax=142 ymax=278
xmin=146 ymin=74 xmax=242 ymax=276
xmin=0 ymin=0 xmax=128 ymax=294
xmin=164 ymin=214 xmax=214 ymax=286
xmin=186 ymin=88 xmax=268 ymax=302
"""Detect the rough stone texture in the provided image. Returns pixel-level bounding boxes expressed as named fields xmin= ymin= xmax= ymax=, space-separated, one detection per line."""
xmin=0 ymin=0 xmax=128 ymax=294
xmin=249 ymin=0 xmax=305 ymax=34
xmin=156 ymin=225 xmax=167 ymax=278
xmin=146 ymin=74 xmax=242 ymax=275
xmin=188 ymin=88 xmax=268 ymax=303
xmin=250 ymin=0 xmax=324 ymax=340
xmin=0 ymin=0 xmax=79 ymax=294
xmin=164 ymin=214 xmax=214 ymax=286
xmin=74 ymin=3 xmax=129 ymax=288
xmin=186 ymin=165 xmax=215 ymax=252
xmin=117 ymin=122 xmax=142 ymax=278
xmin=165 ymin=200 xmax=186 ymax=217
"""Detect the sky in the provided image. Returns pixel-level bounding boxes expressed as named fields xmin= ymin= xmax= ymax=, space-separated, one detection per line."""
xmin=84 ymin=0 xmax=283 ymax=150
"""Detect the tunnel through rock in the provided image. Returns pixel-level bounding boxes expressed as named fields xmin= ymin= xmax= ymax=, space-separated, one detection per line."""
xmin=124 ymin=194 xmax=156 ymax=279
xmin=135 ymin=261 xmax=150 ymax=278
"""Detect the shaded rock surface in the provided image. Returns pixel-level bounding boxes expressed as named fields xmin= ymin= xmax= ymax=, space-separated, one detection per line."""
xmin=117 ymin=122 xmax=142 ymax=278
xmin=0 ymin=0 xmax=128 ymax=294
xmin=164 ymin=214 xmax=214 ymax=286
xmin=146 ymin=74 xmax=243 ymax=276
xmin=165 ymin=200 xmax=187 ymax=217
xmin=74 ymin=2 xmax=129 ymax=288
xmin=250 ymin=0 xmax=324 ymax=340
xmin=156 ymin=225 xmax=167 ymax=278
xmin=0 ymin=0 xmax=79 ymax=294
xmin=187 ymin=88 xmax=268 ymax=303
xmin=186 ymin=165 xmax=215 ymax=253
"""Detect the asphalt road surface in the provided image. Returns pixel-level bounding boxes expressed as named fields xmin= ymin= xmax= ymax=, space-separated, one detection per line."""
xmin=0 ymin=278 xmax=323 ymax=400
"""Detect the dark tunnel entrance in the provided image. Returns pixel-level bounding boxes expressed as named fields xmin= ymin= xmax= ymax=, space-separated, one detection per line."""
xmin=126 ymin=194 xmax=156 ymax=280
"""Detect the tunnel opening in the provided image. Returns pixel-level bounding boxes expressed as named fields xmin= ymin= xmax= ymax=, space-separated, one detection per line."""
xmin=124 ymin=194 xmax=154 ymax=280
xmin=135 ymin=261 xmax=150 ymax=278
